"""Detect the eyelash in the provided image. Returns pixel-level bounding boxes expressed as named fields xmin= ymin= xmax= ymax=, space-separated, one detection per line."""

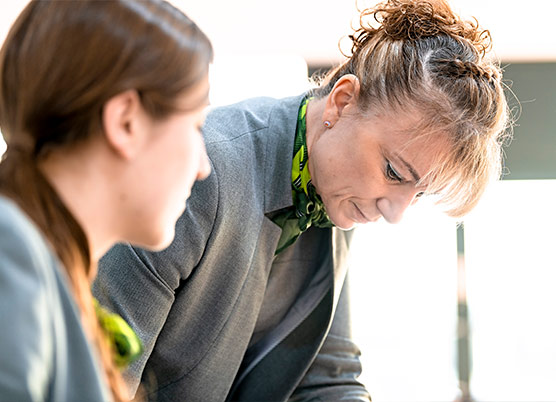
xmin=385 ymin=161 xmax=404 ymax=182
xmin=385 ymin=160 xmax=427 ymax=199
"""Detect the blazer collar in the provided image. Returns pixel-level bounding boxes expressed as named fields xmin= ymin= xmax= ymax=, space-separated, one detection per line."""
xmin=263 ymin=93 xmax=307 ymax=215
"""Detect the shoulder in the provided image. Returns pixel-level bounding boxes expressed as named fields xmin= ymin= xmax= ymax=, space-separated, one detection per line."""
xmin=0 ymin=197 xmax=109 ymax=401
xmin=203 ymin=95 xmax=304 ymax=144
xmin=200 ymin=94 xmax=305 ymax=190
xmin=203 ymin=97 xmax=276 ymax=142
xmin=0 ymin=196 xmax=55 ymax=275
xmin=0 ymin=196 xmax=59 ymax=400
xmin=0 ymin=194 xmax=59 ymax=317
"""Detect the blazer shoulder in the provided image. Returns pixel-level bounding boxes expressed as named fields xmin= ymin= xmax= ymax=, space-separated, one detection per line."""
xmin=203 ymin=97 xmax=280 ymax=144
xmin=0 ymin=197 xmax=58 ymax=400
xmin=0 ymin=197 xmax=54 ymax=273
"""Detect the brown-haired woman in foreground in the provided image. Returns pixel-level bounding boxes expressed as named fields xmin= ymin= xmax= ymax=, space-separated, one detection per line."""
xmin=94 ymin=0 xmax=510 ymax=401
xmin=0 ymin=0 xmax=212 ymax=400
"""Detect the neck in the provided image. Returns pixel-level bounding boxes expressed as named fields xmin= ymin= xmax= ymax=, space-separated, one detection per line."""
xmin=40 ymin=146 xmax=117 ymax=266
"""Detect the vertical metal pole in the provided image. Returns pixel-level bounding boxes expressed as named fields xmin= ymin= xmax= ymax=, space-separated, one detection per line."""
xmin=456 ymin=223 xmax=473 ymax=402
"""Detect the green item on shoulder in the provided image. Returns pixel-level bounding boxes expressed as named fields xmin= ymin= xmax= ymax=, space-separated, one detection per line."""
xmin=94 ymin=298 xmax=143 ymax=369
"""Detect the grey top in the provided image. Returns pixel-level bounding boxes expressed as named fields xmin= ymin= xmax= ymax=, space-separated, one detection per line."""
xmin=0 ymin=196 xmax=110 ymax=402
xmin=94 ymin=95 xmax=371 ymax=401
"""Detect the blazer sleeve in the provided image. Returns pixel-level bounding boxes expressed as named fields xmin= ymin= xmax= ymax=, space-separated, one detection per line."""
xmin=93 ymin=171 xmax=219 ymax=395
xmin=0 ymin=217 xmax=54 ymax=402
xmin=288 ymin=274 xmax=372 ymax=402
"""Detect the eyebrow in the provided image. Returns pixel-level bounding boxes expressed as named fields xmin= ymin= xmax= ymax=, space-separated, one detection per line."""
xmin=397 ymin=155 xmax=421 ymax=183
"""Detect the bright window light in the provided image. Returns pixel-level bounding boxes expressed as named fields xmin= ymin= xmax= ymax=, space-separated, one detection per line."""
xmin=463 ymin=180 xmax=556 ymax=402
xmin=350 ymin=180 xmax=556 ymax=401
xmin=349 ymin=199 xmax=460 ymax=402
xmin=208 ymin=51 xmax=309 ymax=107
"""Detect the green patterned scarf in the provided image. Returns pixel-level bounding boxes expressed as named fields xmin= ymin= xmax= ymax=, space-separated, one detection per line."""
xmin=272 ymin=96 xmax=333 ymax=255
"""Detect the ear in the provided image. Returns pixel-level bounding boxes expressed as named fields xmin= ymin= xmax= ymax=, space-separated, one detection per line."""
xmin=322 ymin=74 xmax=360 ymax=125
xmin=102 ymin=90 xmax=148 ymax=160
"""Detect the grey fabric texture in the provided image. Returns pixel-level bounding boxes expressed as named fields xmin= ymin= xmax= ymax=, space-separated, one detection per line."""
xmin=94 ymin=95 xmax=371 ymax=402
xmin=0 ymin=196 xmax=110 ymax=402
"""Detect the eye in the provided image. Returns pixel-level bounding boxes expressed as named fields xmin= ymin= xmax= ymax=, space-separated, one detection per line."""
xmin=385 ymin=161 xmax=403 ymax=182
xmin=415 ymin=191 xmax=425 ymax=198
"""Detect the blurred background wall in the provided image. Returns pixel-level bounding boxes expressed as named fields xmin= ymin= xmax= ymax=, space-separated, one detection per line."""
xmin=1 ymin=1 xmax=555 ymax=401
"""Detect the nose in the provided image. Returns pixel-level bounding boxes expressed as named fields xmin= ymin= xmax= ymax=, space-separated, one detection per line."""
xmin=196 ymin=142 xmax=211 ymax=181
xmin=376 ymin=188 xmax=421 ymax=224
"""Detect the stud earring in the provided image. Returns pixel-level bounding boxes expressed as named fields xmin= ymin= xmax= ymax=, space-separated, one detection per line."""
xmin=323 ymin=120 xmax=331 ymax=128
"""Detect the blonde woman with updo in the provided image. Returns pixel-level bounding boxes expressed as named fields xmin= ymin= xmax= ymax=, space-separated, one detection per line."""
xmin=0 ymin=0 xmax=212 ymax=400
xmin=95 ymin=0 xmax=510 ymax=400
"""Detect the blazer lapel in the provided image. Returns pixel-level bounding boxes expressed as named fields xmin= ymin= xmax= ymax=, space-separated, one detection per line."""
xmin=331 ymin=227 xmax=354 ymax=312
xmin=227 ymin=288 xmax=333 ymax=402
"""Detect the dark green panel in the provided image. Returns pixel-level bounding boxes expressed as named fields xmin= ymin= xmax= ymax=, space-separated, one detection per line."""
xmin=500 ymin=62 xmax=556 ymax=180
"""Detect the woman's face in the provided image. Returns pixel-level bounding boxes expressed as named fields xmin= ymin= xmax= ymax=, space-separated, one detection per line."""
xmin=130 ymin=75 xmax=211 ymax=249
xmin=308 ymin=107 xmax=448 ymax=230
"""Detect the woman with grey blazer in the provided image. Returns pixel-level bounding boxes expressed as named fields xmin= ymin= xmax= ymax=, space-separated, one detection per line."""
xmin=0 ymin=0 xmax=212 ymax=400
xmin=95 ymin=0 xmax=510 ymax=400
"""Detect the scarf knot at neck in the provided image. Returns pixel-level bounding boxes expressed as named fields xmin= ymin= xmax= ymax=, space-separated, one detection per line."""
xmin=272 ymin=96 xmax=333 ymax=255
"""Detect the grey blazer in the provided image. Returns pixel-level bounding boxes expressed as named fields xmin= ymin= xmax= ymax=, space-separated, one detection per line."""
xmin=0 ymin=196 xmax=110 ymax=402
xmin=94 ymin=95 xmax=371 ymax=401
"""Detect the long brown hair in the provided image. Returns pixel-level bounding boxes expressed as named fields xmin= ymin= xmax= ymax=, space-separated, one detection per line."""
xmin=312 ymin=0 xmax=510 ymax=217
xmin=0 ymin=0 xmax=212 ymax=399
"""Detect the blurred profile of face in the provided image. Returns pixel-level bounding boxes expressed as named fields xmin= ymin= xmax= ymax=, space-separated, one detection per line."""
xmin=132 ymin=75 xmax=211 ymax=249
xmin=309 ymin=109 xmax=448 ymax=229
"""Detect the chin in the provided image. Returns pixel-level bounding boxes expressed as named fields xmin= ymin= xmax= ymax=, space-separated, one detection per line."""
xmin=137 ymin=228 xmax=175 ymax=252
xmin=328 ymin=213 xmax=357 ymax=230
xmin=335 ymin=222 xmax=357 ymax=230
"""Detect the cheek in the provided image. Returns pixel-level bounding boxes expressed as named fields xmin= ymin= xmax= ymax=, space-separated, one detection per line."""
xmin=325 ymin=199 xmax=357 ymax=230
xmin=180 ymin=132 xmax=205 ymax=178
xmin=169 ymin=127 xmax=209 ymax=199
xmin=310 ymin=142 xmax=345 ymax=194
xmin=149 ymin=126 xmax=196 ymax=204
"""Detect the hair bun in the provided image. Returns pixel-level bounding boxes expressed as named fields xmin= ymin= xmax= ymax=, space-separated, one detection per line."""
xmin=379 ymin=0 xmax=444 ymax=40
xmin=353 ymin=0 xmax=492 ymax=56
